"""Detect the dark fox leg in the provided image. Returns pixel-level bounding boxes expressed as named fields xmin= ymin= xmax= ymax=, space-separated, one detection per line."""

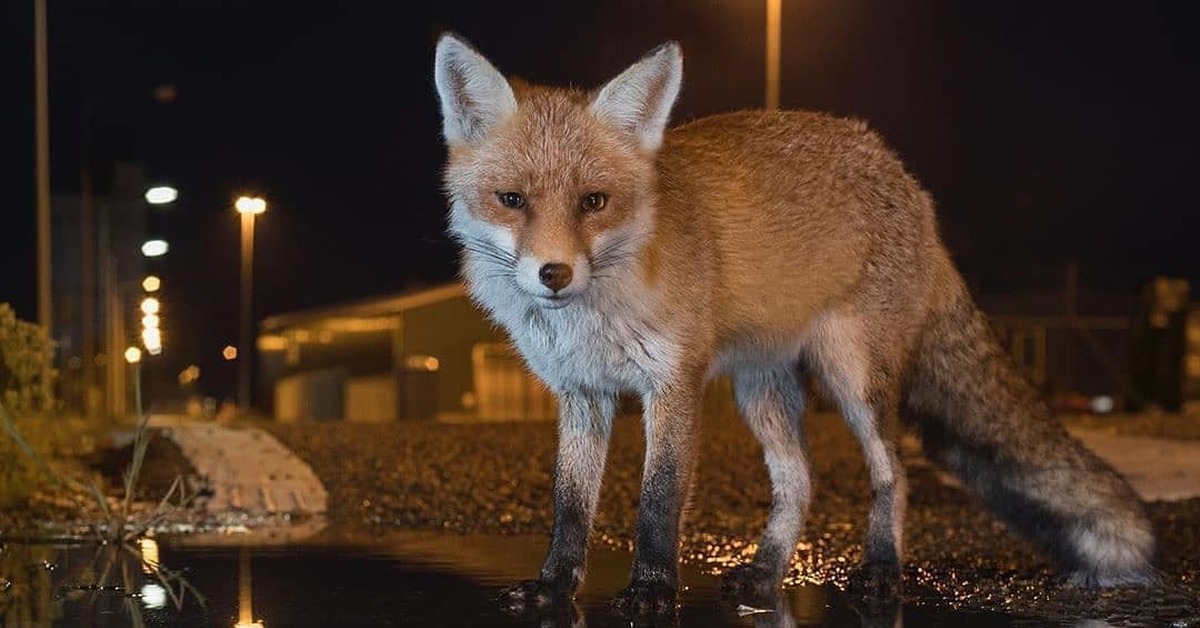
xmin=722 ymin=362 xmax=811 ymax=603
xmin=501 ymin=392 xmax=615 ymax=611
xmin=841 ymin=387 xmax=906 ymax=598
xmin=612 ymin=373 xmax=703 ymax=616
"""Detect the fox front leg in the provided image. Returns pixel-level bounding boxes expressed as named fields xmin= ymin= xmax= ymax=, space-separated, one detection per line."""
xmin=612 ymin=375 xmax=702 ymax=616
xmin=500 ymin=392 xmax=615 ymax=611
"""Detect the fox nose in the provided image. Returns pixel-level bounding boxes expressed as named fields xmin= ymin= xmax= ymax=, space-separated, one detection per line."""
xmin=538 ymin=263 xmax=573 ymax=293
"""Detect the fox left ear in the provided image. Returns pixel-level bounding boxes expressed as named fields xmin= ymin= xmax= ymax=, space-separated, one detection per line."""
xmin=590 ymin=42 xmax=683 ymax=152
xmin=434 ymin=33 xmax=518 ymax=146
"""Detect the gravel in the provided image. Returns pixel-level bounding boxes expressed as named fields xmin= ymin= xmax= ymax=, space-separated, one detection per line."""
xmin=266 ymin=412 xmax=1200 ymax=626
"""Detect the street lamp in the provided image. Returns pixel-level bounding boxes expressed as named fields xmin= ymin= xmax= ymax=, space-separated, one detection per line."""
xmin=235 ymin=195 xmax=267 ymax=410
xmin=144 ymin=186 xmax=178 ymax=205
xmin=141 ymin=239 xmax=169 ymax=257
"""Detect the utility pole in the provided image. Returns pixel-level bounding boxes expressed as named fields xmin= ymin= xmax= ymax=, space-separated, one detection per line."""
xmin=81 ymin=105 xmax=96 ymax=417
xmin=34 ymin=0 xmax=53 ymax=409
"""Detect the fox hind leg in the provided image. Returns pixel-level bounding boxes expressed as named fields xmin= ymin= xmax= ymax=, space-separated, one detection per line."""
xmin=807 ymin=313 xmax=907 ymax=600
xmin=721 ymin=362 xmax=812 ymax=603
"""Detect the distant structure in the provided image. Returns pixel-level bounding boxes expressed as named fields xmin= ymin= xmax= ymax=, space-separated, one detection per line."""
xmin=257 ymin=284 xmax=557 ymax=423
xmin=51 ymin=161 xmax=148 ymax=418
xmin=258 ymin=276 xmax=1200 ymax=422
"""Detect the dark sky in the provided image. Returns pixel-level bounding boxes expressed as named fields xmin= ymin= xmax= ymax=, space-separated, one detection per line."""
xmin=3 ymin=1 xmax=1199 ymax=397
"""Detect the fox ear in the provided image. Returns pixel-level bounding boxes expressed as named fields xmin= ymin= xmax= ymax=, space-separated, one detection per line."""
xmin=590 ymin=42 xmax=683 ymax=152
xmin=434 ymin=33 xmax=518 ymax=146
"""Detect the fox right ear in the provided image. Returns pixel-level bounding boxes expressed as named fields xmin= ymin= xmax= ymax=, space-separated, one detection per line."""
xmin=590 ymin=42 xmax=683 ymax=153
xmin=434 ymin=34 xmax=517 ymax=146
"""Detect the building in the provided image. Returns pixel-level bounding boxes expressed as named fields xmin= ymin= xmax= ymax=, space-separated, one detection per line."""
xmin=260 ymin=279 xmax=1200 ymax=422
xmin=258 ymin=283 xmax=558 ymax=422
xmin=51 ymin=162 xmax=149 ymax=418
xmin=258 ymin=283 xmax=742 ymax=422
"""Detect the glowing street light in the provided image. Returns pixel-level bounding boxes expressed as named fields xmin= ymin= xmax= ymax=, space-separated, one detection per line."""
xmin=124 ymin=346 xmax=142 ymax=364
xmin=141 ymin=239 xmax=169 ymax=257
xmin=142 ymin=275 xmax=161 ymax=292
xmin=142 ymin=314 xmax=160 ymax=330
xmin=235 ymin=195 xmax=267 ymax=410
xmin=142 ymin=327 xmax=162 ymax=355
xmin=235 ymin=196 xmax=266 ymax=215
xmin=140 ymin=297 xmax=160 ymax=315
xmin=223 ymin=345 xmax=238 ymax=361
xmin=144 ymin=186 xmax=178 ymax=205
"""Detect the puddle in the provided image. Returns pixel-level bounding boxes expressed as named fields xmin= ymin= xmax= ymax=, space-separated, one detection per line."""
xmin=0 ymin=532 xmax=1067 ymax=627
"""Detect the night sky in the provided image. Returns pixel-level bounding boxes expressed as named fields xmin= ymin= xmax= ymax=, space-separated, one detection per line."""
xmin=2 ymin=1 xmax=1198 ymax=398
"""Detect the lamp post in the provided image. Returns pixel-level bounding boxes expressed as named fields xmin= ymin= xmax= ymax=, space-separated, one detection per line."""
xmin=235 ymin=196 xmax=266 ymax=411
xmin=765 ymin=0 xmax=782 ymax=110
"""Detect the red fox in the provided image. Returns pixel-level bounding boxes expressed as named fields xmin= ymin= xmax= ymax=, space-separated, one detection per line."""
xmin=433 ymin=33 xmax=1156 ymax=614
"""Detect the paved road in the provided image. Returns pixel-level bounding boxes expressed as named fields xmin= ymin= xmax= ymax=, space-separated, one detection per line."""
xmin=1069 ymin=427 xmax=1200 ymax=501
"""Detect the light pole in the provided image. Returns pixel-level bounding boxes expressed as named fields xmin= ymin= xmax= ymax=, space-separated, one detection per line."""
xmin=765 ymin=0 xmax=782 ymax=110
xmin=235 ymin=195 xmax=266 ymax=411
xmin=34 ymin=0 xmax=53 ymax=410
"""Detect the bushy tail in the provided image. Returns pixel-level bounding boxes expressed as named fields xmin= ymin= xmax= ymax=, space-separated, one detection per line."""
xmin=903 ymin=281 xmax=1157 ymax=587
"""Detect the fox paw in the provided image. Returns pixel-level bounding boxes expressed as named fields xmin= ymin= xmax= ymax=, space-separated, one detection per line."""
xmin=497 ymin=579 xmax=571 ymax=613
xmin=846 ymin=561 xmax=901 ymax=606
xmin=720 ymin=562 xmax=782 ymax=606
xmin=611 ymin=580 xmax=678 ymax=617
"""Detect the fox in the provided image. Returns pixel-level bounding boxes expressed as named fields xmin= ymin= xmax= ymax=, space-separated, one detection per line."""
xmin=432 ymin=33 xmax=1157 ymax=614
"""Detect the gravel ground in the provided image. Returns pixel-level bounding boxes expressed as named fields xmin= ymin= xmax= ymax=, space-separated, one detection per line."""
xmin=265 ymin=413 xmax=1200 ymax=626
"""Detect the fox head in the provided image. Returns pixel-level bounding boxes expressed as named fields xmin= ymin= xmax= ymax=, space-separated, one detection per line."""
xmin=434 ymin=33 xmax=683 ymax=309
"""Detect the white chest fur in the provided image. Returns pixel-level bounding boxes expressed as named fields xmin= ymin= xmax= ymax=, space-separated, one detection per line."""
xmin=471 ymin=276 xmax=680 ymax=396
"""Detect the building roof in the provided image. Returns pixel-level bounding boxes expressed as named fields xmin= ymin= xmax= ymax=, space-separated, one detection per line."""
xmin=260 ymin=282 xmax=467 ymax=332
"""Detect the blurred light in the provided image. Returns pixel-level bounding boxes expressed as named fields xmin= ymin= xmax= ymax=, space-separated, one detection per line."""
xmin=152 ymin=84 xmax=177 ymax=104
xmin=139 ymin=537 xmax=160 ymax=573
xmin=1090 ymin=395 xmax=1115 ymax=414
xmin=257 ymin=335 xmax=288 ymax=351
xmin=142 ymin=275 xmax=161 ymax=292
xmin=403 ymin=355 xmax=439 ymax=372
xmin=144 ymin=186 xmax=178 ymax=205
xmin=234 ymin=622 xmax=264 ymax=628
xmin=142 ymin=328 xmax=162 ymax=356
xmin=124 ymin=347 xmax=142 ymax=364
xmin=141 ymin=239 xmax=169 ymax=257
xmin=142 ymin=314 xmax=160 ymax=330
xmin=179 ymin=365 xmax=201 ymax=385
xmin=141 ymin=297 xmax=161 ymax=315
xmin=235 ymin=196 xmax=267 ymax=215
xmin=223 ymin=345 xmax=238 ymax=361
xmin=141 ymin=582 xmax=167 ymax=610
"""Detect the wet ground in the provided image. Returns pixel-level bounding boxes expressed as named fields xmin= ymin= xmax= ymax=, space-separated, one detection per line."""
xmin=264 ymin=413 xmax=1200 ymax=626
xmin=2 ymin=532 xmax=1048 ymax=627
xmin=6 ymin=412 xmax=1198 ymax=626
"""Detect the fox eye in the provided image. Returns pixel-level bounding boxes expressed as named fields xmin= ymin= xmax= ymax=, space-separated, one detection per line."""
xmin=497 ymin=192 xmax=525 ymax=209
xmin=581 ymin=192 xmax=607 ymax=212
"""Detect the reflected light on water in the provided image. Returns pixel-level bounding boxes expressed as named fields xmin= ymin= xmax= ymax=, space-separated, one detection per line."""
xmin=141 ymin=582 xmax=167 ymax=610
xmin=236 ymin=546 xmax=265 ymax=628
xmin=139 ymin=537 xmax=160 ymax=573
